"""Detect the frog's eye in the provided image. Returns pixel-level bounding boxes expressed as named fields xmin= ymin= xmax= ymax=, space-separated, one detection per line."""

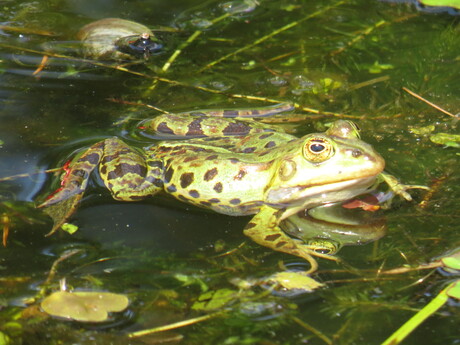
xmin=325 ymin=120 xmax=361 ymax=139
xmin=306 ymin=239 xmax=340 ymax=255
xmin=303 ymin=137 xmax=334 ymax=162
xmin=351 ymin=122 xmax=360 ymax=132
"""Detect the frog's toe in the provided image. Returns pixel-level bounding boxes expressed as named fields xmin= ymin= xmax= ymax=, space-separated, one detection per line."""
xmin=393 ymin=184 xmax=430 ymax=201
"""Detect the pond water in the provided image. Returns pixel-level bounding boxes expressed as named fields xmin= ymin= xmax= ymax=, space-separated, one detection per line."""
xmin=0 ymin=0 xmax=459 ymax=344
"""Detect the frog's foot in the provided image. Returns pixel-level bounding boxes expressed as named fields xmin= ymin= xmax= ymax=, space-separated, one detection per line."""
xmin=244 ymin=207 xmax=339 ymax=275
xmin=380 ymin=172 xmax=430 ymax=201
xmin=42 ymin=194 xmax=83 ymax=236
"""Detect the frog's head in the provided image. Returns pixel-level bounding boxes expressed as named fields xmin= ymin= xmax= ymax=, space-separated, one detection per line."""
xmin=265 ymin=121 xmax=385 ymax=211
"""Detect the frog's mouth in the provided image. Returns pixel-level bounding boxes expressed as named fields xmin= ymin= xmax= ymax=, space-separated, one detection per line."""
xmin=267 ymin=175 xmax=379 ymax=218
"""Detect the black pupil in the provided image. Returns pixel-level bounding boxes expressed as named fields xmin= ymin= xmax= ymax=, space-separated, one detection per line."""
xmin=310 ymin=143 xmax=325 ymax=152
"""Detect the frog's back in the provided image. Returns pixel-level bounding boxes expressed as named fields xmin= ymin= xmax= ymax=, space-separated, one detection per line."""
xmin=149 ymin=143 xmax=281 ymax=216
xmin=155 ymin=131 xmax=296 ymax=155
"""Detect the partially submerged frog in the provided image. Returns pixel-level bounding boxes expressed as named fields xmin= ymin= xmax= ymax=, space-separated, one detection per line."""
xmin=39 ymin=104 xmax=421 ymax=274
xmin=77 ymin=18 xmax=163 ymax=60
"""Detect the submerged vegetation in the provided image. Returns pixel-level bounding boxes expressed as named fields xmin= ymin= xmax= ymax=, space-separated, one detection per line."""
xmin=0 ymin=0 xmax=458 ymax=344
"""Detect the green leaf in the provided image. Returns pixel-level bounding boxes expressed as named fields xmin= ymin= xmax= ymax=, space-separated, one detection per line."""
xmin=192 ymin=288 xmax=236 ymax=311
xmin=368 ymin=61 xmax=394 ymax=74
xmin=441 ymin=250 xmax=460 ymax=270
xmin=174 ymin=274 xmax=208 ymax=292
xmin=430 ymin=133 xmax=460 ymax=148
xmin=381 ymin=286 xmax=449 ymax=345
xmin=265 ymin=272 xmax=324 ymax=292
xmin=408 ymin=124 xmax=435 ymax=136
xmin=419 ymin=0 xmax=460 ymax=9
xmin=0 ymin=332 xmax=11 ymax=345
xmin=446 ymin=280 xmax=460 ymax=300
xmin=61 ymin=223 xmax=79 ymax=234
xmin=41 ymin=291 xmax=129 ymax=322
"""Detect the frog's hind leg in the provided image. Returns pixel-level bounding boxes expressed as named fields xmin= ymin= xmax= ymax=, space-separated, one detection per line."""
xmin=40 ymin=137 xmax=163 ymax=204
xmin=38 ymin=140 xmax=106 ymax=235
xmin=180 ymin=103 xmax=294 ymax=118
xmin=39 ymin=140 xmax=106 ymax=208
xmin=243 ymin=206 xmax=339 ymax=275
xmin=139 ymin=103 xmax=295 ymax=138
xmin=98 ymin=137 xmax=163 ymax=201
xmin=39 ymin=137 xmax=162 ymax=234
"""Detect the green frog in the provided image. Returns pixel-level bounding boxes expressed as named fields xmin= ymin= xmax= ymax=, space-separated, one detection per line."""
xmin=39 ymin=104 xmax=421 ymax=274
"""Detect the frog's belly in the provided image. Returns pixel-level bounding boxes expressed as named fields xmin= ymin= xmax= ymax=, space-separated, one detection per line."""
xmin=161 ymin=157 xmax=272 ymax=216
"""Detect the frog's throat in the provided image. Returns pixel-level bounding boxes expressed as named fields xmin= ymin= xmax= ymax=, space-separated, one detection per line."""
xmin=269 ymin=175 xmax=379 ymax=220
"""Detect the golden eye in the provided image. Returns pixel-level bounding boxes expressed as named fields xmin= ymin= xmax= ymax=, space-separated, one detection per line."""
xmin=303 ymin=137 xmax=334 ymax=163
xmin=307 ymin=239 xmax=340 ymax=255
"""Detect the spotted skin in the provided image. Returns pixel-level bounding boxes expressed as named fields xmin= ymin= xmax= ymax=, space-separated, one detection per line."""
xmin=139 ymin=103 xmax=294 ymax=137
xmin=40 ymin=106 xmax=390 ymax=275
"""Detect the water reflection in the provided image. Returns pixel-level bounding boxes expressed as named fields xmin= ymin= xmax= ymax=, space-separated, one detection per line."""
xmin=282 ymin=198 xmax=387 ymax=255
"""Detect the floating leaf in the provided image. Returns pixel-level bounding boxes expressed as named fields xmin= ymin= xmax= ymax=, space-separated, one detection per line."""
xmin=408 ymin=124 xmax=435 ymax=136
xmin=441 ymin=250 xmax=460 ymax=270
xmin=430 ymin=133 xmax=460 ymax=148
xmin=192 ymin=288 xmax=237 ymax=311
xmin=265 ymin=272 xmax=324 ymax=292
xmin=446 ymin=280 xmax=460 ymax=300
xmin=61 ymin=223 xmax=79 ymax=234
xmin=41 ymin=291 xmax=129 ymax=322
xmin=368 ymin=61 xmax=394 ymax=74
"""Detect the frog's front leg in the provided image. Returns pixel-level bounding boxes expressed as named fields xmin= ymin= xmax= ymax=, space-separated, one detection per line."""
xmin=243 ymin=206 xmax=339 ymax=274
xmin=380 ymin=172 xmax=429 ymax=201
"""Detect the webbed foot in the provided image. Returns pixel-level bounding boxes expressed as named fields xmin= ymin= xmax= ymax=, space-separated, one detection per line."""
xmin=41 ymin=193 xmax=83 ymax=236
xmin=380 ymin=172 xmax=430 ymax=201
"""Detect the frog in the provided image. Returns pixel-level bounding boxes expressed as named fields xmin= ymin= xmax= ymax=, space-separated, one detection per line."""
xmin=38 ymin=103 xmax=423 ymax=274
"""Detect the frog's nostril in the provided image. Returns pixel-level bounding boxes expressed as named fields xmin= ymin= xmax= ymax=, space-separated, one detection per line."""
xmin=351 ymin=149 xmax=362 ymax=158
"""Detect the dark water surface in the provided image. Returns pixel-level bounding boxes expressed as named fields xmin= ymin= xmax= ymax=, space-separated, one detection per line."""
xmin=0 ymin=0 xmax=459 ymax=344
